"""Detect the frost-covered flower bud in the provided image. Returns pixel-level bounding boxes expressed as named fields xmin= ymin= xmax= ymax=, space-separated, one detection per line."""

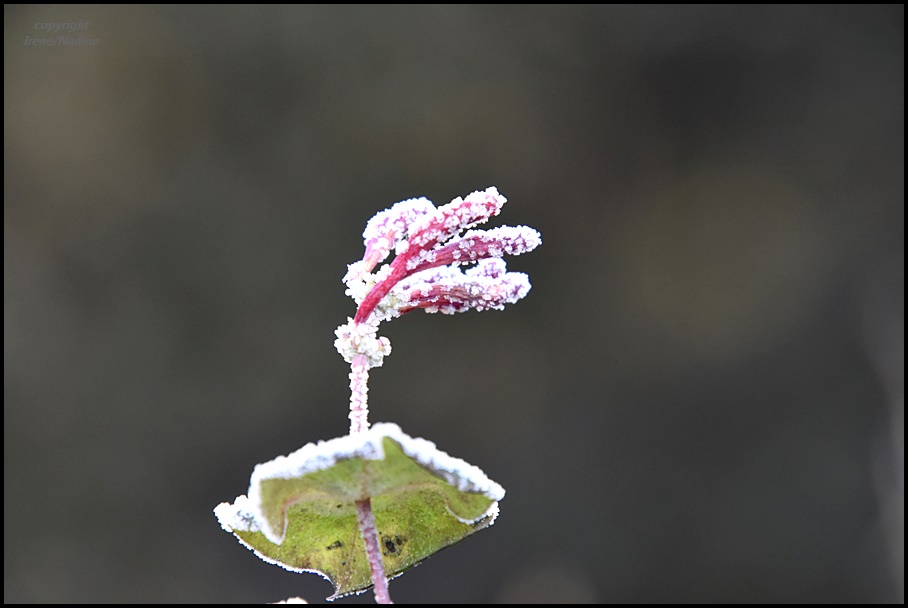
xmin=334 ymin=319 xmax=391 ymax=369
xmin=357 ymin=197 xmax=436 ymax=276
xmin=406 ymin=187 xmax=507 ymax=250
xmin=345 ymin=186 xmax=539 ymax=326
xmin=408 ymin=225 xmax=541 ymax=276
xmin=396 ymin=259 xmax=532 ymax=315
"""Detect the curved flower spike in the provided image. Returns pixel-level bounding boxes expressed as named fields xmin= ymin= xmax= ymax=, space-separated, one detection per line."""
xmin=335 ymin=187 xmax=540 ymax=425
xmin=348 ymin=197 xmax=436 ymax=284
xmin=406 ymin=187 xmax=507 ymax=250
xmin=342 ymin=187 xmax=540 ymax=327
xmin=397 ymin=259 xmax=532 ymax=315
xmin=407 ymin=225 xmax=542 ymax=276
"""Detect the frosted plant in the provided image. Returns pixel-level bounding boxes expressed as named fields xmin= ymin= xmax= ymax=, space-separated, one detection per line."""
xmin=337 ymin=187 xmax=540 ymax=435
xmin=216 ymin=187 xmax=540 ymax=604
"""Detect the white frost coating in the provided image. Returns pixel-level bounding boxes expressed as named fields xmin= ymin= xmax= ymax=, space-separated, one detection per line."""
xmin=394 ymin=264 xmax=465 ymax=294
xmin=342 ymin=187 xmax=539 ymax=322
xmin=347 ymin=356 xmax=371 ymax=433
xmin=214 ymin=495 xmax=262 ymax=533
xmin=392 ymin=257 xmax=532 ymax=314
xmin=341 ymin=260 xmax=370 ymax=291
xmin=334 ymin=319 xmax=391 ymax=368
xmin=404 ymin=224 xmax=540 ymax=277
xmin=466 ymin=257 xmax=508 ymax=278
xmin=362 ymin=197 xmax=435 ymax=245
xmin=360 ymin=197 xmax=436 ymax=271
xmin=461 ymin=225 xmax=542 ymax=256
xmin=343 ymin=261 xmax=393 ymax=304
xmin=407 ymin=187 xmax=507 ymax=248
xmin=448 ymin=500 xmax=501 ymax=526
xmin=238 ymin=422 xmax=504 ymax=545
xmin=214 ymin=497 xmax=335 ymax=581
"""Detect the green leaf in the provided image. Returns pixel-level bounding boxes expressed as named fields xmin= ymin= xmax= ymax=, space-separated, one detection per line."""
xmin=215 ymin=423 xmax=504 ymax=599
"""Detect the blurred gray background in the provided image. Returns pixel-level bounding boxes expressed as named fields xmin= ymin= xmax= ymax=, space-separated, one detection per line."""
xmin=4 ymin=5 xmax=903 ymax=604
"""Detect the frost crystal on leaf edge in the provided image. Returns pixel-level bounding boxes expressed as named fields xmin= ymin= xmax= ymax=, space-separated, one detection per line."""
xmin=214 ymin=422 xmax=505 ymax=546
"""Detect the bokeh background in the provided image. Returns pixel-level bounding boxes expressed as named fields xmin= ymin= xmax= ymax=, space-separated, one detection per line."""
xmin=4 ymin=5 xmax=903 ymax=604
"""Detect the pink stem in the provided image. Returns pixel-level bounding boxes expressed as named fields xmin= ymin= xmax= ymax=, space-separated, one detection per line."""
xmin=349 ymin=360 xmax=391 ymax=602
xmin=350 ymin=241 xmax=414 ymax=603
xmin=348 ymin=354 xmax=370 ymax=434
xmin=356 ymin=498 xmax=392 ymax=604
xmin=354 ymin=255 xmax=409 ymax=324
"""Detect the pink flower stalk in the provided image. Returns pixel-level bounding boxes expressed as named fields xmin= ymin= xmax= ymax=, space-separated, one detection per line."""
xmin=355 ymin=498 xmax=391 ymax=604
xmin=335 ymin=186 xmax=540 ymax=421
xmin=332 ymin=186 xmax=540 ymax=603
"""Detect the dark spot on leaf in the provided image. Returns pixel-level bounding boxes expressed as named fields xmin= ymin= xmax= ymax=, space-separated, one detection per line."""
xmin=395 ymin=536 xmax=403 ymax=546
xmin=336 ymin=504 xmax=342 ymax=509
xmin=341 ymin=561 xmax=346 ymax=566
xmin=382 ymin=536 xmax=396 ymax=554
